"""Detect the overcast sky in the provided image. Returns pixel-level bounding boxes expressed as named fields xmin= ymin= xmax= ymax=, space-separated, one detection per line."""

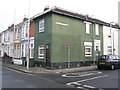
xmin=0 ymin=0 xmax=119 ymax=32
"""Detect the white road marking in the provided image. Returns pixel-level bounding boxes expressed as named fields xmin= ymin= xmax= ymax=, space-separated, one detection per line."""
xmin=83 ymin=85 xmax=95 ymax=88
xmin=77 ymin=75 xmax=108 ymax=83
xmin=72 ymin=82 xmax=81 ymax=85
xmin=66 ymin=82 xmax=81 ymax=86
xmin=77 ymin=86 xmax=85 ymax=89
xmin=66 ymin=75 xmax=108 ymax=86
xmin=62 ymin=71 xmax=102 ymax=77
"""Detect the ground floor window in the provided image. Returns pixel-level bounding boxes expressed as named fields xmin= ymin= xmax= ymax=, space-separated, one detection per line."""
xmin=38 ymin=45 xmax=44 ymax=59
xmin=14 ymin=45 xmax=20 ymax=58
xmin=30 ymin=38 xmax=34 ymax=58
xmin=30 ymin=43 xmax=34 ymax=58
xmin=21 ymin=44 xmax=25 ymax=57
xmin=85 ymin=46 xmax=92 ymax=56
xmin=84 ymin=42 xmax=92 ymax=57
xmin=107 ymin=46 xmax=112 ymax=55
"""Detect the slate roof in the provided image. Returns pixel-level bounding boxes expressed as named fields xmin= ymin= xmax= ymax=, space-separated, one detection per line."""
xmin=31 ymin=6 xmax=119 ymax=29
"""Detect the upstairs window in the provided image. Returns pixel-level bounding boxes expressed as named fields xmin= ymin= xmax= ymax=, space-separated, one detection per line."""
xmin=84 ymin=21 xmax=91 ymax=34
xmin=39 ymin=19 xmax=44 ymax=33
xmin=96 ymin=24 xmax=99 ymax=35
xmin=25 ymin=25 xmax=28 ymax=38
xmin=21 ymin=26 xmax=24 ymax=38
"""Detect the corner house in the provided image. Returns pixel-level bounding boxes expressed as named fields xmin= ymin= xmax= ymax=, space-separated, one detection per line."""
xmin=32 ymin=6 xmax=108 ymax=69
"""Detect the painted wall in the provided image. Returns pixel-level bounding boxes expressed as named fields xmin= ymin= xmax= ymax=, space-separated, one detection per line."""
xmin=34 ymin=12 xmax=103 ymax=67
xmin=103 ymin=26 xmax=118 ymax=55
xmin=34 ymin=12 xmax=52 ymax=63
xmin=118 ymin=2 xmax=120 ymax=56
xmin=51 ymin=13 xmax=103 ymax=63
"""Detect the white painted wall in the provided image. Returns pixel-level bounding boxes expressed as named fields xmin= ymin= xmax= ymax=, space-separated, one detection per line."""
xmin=103 ymin=26 xmax=119 ymax=55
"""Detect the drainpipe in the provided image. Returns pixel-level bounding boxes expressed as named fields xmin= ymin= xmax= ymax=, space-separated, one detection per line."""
xmin=92 ymin=21 xmax=95 ymax=65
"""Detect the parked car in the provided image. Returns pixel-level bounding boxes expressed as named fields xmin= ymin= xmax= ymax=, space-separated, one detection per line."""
xmin=97 ymin=55 xmax=120 ymax=70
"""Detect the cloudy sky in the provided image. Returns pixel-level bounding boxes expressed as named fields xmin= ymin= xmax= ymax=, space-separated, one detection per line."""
xmin=0 ymin=0 xmax=119 ymax=32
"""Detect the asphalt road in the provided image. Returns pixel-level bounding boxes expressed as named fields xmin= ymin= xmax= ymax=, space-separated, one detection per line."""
xmin=2 ymin=66 xmax=120 ymax=89
xmin=34 ymin=69 xmax=120 ymax=89
xmin=2 ymin=67 xmax=70 ymax=88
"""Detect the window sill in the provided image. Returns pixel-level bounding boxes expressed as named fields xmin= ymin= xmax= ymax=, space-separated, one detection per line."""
xmin=38 ymin=57 xmax=44 ymax=59
xmin=85 ymin=55 xmax=92 ymax=57
xmin=39 ymin=31 xmax=44 ymax=33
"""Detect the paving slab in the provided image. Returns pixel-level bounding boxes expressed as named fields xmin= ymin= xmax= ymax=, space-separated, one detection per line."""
xmin=2 ymin=63 xmax=98 ymax=74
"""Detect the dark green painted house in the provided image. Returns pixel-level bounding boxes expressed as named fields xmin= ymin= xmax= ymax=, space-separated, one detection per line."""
xmin=32 ymin=6 xmax=105 ymax=69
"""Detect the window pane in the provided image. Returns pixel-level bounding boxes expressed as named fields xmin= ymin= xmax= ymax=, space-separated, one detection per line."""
xmin=86 ymin=23 xmax=90 ymax=34
xmin=38 ymin=45 xmax=44 ymax=58
xmin=40 ymin=49 xmax=44 ymax=54
xmin=85 ymin=47 xmax=91 ymax=56
xmin=96 ymin=24 xmax=99 ymax=35
xmin=39 ymin=19 xmax=44 ymax=32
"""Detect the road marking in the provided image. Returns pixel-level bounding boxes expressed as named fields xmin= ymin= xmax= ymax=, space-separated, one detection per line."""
xmin=77 ymin=86 xmax=86 ymax=89
xmin=83 ymin=85 xmax=95 ymax=88
xmin=66 ymin=75 xmax=108 ymax=86
xmin=77 ymin=75 xmax=108 ymax=83
xmin=62 ymin=71 xmax=102 ymax=77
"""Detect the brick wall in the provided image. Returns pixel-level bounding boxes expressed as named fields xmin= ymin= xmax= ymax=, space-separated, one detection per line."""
xmin=29 ymin=21 xmax=34 ymax=37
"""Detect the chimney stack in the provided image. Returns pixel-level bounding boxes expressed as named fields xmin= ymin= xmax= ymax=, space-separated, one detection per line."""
xmin=44 ymin=5 xmax=49 ymax=11
xmin=23 ymin=15 xmax=28 ymax=22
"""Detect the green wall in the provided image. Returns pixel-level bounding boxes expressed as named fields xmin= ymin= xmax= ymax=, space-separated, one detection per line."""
xmin=51 ymin=13 xmax=103 ymax=63
xmin=34 ymin=12 xmax=103 ymax=64
xmin=34 ymin=13 xmax=52 ymax=63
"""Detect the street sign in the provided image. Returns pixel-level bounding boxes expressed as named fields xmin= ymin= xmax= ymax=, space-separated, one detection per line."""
xmin=67 ymin=42 xmax=71 ymax=49
xmin=67 ymin=42 xmax=71 ymax=68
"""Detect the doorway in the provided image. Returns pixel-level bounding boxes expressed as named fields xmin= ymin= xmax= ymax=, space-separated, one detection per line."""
xmin=46 ymin=44 xmax=51 ymax=68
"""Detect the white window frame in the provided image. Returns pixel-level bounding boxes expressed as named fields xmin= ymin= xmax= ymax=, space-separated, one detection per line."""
xmin=84 ymin=21 xmax=91 ymax=34
xmin=30 ymin=43 xmax=34 ymax=58
xmin=107 ymin=46 xmax=112 ymax=55
xmin=7 ymin=46 xmax=10 ymax=56
xmin=38 ymin=45 xmax=44 ymax=59
xmin=25 ymin=43 xmax=28 ymax=57
xmin=30 ymin=38 xmax=34 ymax=58
xmin=21 ymin=44 xmax=25 ymax=57
xmin=25 ymin=25 xmax=28 ymax=38
xmin=85 ymin=46 xmax=92 ymax=57
xmin=21 ymin=26 xmax=24 ymax=38
xmin=39 ymin=19 xmax=44 ymax=33
xmin=96 ymin=24 xmax=99 ymax=35
xmin=94 ymin=40 xmax=101 ymax=51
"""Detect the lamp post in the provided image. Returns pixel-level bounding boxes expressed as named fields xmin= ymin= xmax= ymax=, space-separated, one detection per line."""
xmin=12 ymin=10 xmax=16 ymax=64
xmin=26 ymin=0 xmax=30 ymax=71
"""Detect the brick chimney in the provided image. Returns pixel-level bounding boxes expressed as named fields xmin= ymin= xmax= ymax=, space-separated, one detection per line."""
xmin=44 ymin=5 xmax=49 ymax=11
xmin=23 ymin=15 xmax=28 ymax=22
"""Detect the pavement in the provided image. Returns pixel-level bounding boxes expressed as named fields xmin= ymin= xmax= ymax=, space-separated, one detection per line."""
xmin=2 ymin=63 xmax=98 ymax=74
